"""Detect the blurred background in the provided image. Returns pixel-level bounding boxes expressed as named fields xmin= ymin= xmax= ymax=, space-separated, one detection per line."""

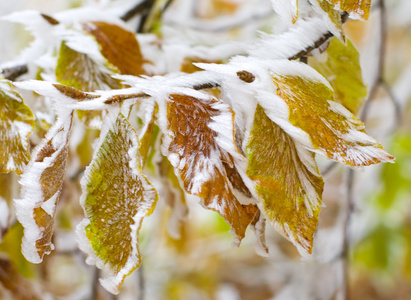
xmin=0 ymin=0 xmax=410 ymax=299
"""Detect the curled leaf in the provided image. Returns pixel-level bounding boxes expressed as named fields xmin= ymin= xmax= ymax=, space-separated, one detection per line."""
xmin=15 ymin=111 xmax=73 ymax=263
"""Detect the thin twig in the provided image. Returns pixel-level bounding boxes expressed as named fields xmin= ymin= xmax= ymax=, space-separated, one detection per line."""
xmin=121 ymin=0 xmax=153 ymax=22
xmin=137 ymin=0 xmax=155 ymax=33
xmin=137 ymin=264 xmax=145 ymax=300
xmin=90 ymin=268 xmax=100 ymax=300
xmin=360 ymin=0 xmax=386 ymax=122
xmin=381 ymin=79 xmax=402 ymax=130
xmin=341 ymin=168 xmax=355 ymax=300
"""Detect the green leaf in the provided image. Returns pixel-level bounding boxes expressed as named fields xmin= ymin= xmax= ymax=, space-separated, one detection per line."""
xmin=309 ymin=38 xmax=366 ymax=114
xmin=77 ymin=113 xmax=158 ymax=294
xmin=0 ymin=80 xmax=34 ymax=174
xmin=246 ymin=105 xmax=324 ymax=255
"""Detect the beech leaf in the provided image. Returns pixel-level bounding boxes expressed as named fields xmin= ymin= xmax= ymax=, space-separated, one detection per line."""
xmin=164 ymin=93 xmax=258 ymax=246
xmin=309 ymin=37 xmax=367 ymax=114
xmin=326 ymin=0 xmax=371 ymax=20
xmin=309 ymin=0 xmax=344 ymax=41
xmin=268 ymin=60 xmax=394 ymax=167
xmin=77 ymin=113 xmax=158 ymax=295
xmin=0 ymin=80 xmax=34 ymax=174
xmin=56 ymin=42 xmax=120 ymax=128
xmin=83 ymin=22 xmax=145 ymax=76
xmin=15 ymin=111 xmax=73 ymax=263
xmin=247 ymin=105 xmax=324 ymax=255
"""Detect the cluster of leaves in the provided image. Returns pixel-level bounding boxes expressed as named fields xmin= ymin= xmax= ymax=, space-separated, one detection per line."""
xmin=0 ymin=0 xmax=395 ymax=296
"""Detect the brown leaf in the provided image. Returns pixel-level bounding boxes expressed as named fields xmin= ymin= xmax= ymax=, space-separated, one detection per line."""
xmin=165 ymin=93 xmax=258 ymax=245
xmin=83 ymin=22 xmax=145 ymax=76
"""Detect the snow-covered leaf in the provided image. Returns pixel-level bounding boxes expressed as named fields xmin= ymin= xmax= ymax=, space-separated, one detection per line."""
xmin=15 ymin=111 xmax=73 ymax=263
xmin=56 ymin=41 xmax=120 ymax=128
xmin=163 ymin=93 xmax=258 ymax=246
xmin=0 ymin=80 xmax=34 ymax=174
xmin=83 ymin=22 xmax=145 ymax=76
xmin=271 ymin=0 xmax=299 ymax=24
xmin=138 ymin=100 xmax=158 ymax=167
xmin=269 ymin=60 xmax=394 ymax=167
xmin=77 ymin=113 xmax=158 ymax=295
xmin=246 ymin=105 xmax=324 ymax=255
xmin=309 ymin=37 xmax=366 ymax=114
xmin=309 ymin=0 xmax=344 ymax=41
xmin=326 ymin=0 xmax=371 ymax=20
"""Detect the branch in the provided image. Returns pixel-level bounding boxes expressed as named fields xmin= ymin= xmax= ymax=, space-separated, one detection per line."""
xmin=1 ymin=65 xmax=28 ymax=81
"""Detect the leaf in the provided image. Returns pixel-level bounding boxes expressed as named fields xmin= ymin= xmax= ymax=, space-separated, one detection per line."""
xmin=164 ymin=93 xmax=258 ymax=246
xmin=158 ymin=156 xmax=188 ymax=239
xmin=271 ymin=0 xmax=299 ymax=24
xmin=309 ymin=0 xmax=344 ymax=41
xmin=268 ymin=60 xmax=394 ymax=167
xmin=0 ymin=173 xmax=13 ymax=239
xmin=309 ymin=37 xmax=366 ymax=114
xmin=138 ymin=100 xmax=158 ymax=167
xmin=56 ymin=42 xmax=121 ymax=128
xmin=0 ymin=223 xmax=35 ymax=278
xmin=0 ymin=80 xmax=34 ymax=174
xmin=326 ymin=0 xmax=371 ymax=20
xmin=83 ymin=22 xmax=145 ymax=76
xmin=246 ymin=105 xmax=324 ymax=255
xmin=15 ymin=111 xmax=73 ymax=263
xmin=0 ymin=257 xmax=41 ymax=300
xmin=77 ymin=113 xmax=158 ymax=294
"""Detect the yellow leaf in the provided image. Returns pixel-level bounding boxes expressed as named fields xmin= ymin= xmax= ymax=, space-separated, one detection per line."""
xmin=165 ymin=94 xmax=258 ymax=246
xmin=309 ymin=0 xmax=345 ymax=41
xmin=56 ymin=42 xmax=121 ymax=128
xmin=77 ymin=113 xmax=158 ymax=294
xmin=309 ymin=37 xmax=366 ymax=114
xmin=326 ymin=0 xmax=371 ymax=20
xmin=0 ymin=80 xmax=34 ymax=174
xmin=246 ymin=105 xmax=324 ymax=255
xmin=270 ymin=61 xmax=394 ymax=167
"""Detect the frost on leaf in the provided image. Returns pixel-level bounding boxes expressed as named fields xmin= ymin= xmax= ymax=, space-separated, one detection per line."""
xmin=165 ymin=94 xmax=258 ymax=246
xmin=309 ymin=0 xmax=344 ymax=41
xmin=83 ymin=22 xmax=145 ymax=76
xmin=270 ymin=61 xmax=394 ymax=167
xmin=56 ymin=42 xmax=120 ymax=128
xmin=309 ymin=37 xmax=366 ymax=114
xmin=0 ymin=80 xmax=34 ymax=174
xmin=15 ymin=112 xmax=73 ymax=263
xmin=271 ymin=0 xmax=299 ymax=24
xmin=326 ymin=0 xmax=371 ymax=20
xmin=246 ymin=105 xmax=324 ymax=255
xmin=77 ymin=113 xmax=158 ymax=295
